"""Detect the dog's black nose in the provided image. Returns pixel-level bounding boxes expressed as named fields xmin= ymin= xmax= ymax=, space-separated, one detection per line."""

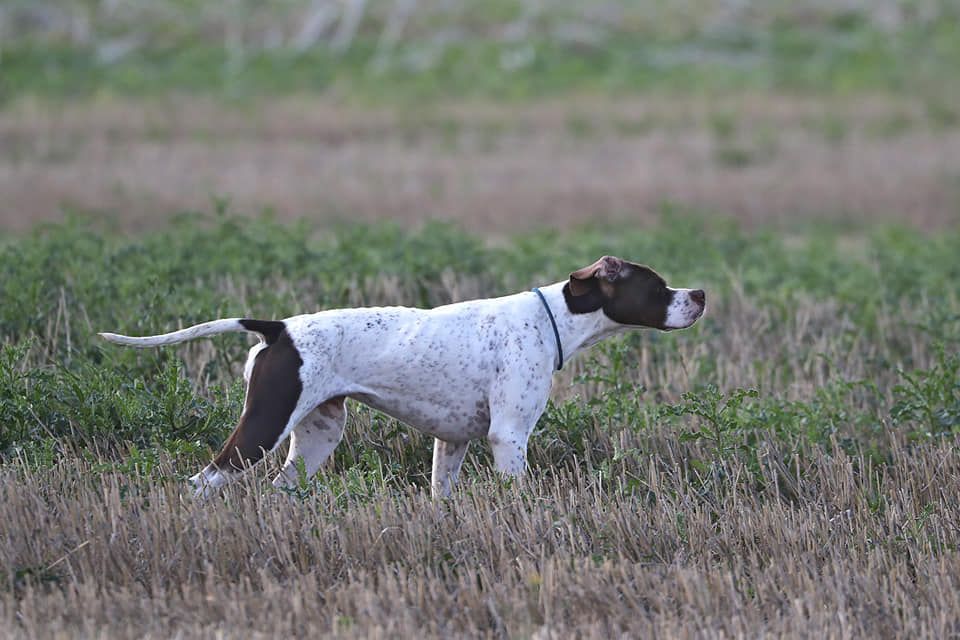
xmin=689 ymin=289 xmax=706 ymax=306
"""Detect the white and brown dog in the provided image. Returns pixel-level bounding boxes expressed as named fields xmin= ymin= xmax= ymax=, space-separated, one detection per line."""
xmin=100 ymin=256 xmax=705 ymax=498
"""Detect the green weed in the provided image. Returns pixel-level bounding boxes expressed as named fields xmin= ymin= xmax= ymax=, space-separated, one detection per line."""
xmin=0 ymin=214 xmax=957 ymax=491
xmin=892 ymin=347 xmax=960 ymax=438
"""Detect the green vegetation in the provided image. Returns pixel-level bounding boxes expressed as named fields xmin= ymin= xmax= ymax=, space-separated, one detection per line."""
xmin=3 ymin=2 xmax=960 ymax=630
xmin=2 ymin=214 xmax=959 ymax=636
xmin=3 ymin=13 xmax=959 ymax=104
xmin=1 ymin=214 xmax=957 ymax=477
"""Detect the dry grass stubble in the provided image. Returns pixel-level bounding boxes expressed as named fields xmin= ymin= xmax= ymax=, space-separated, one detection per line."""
xmin=2 ymin=95 xmax=959 ymax=232
xmin=3 ymin=277 xmax=958 ymax=638
xmin=0 ymin=252 xmax=960 ymax=638
xmin=3 ymin=434 xmax=960 ymax=639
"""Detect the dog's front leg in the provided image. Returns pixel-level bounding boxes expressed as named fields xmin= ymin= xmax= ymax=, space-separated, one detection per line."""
xmin=431 ymin=439 xmax=469 ymax=498
xmin=487 ymin=427 xmax=531 ymax=479
xmin=486 ymin=378 xmax=551 ymax=483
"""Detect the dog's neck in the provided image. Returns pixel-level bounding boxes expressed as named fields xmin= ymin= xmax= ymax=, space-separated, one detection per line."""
xmin=534 ymin=281 xmax=627 ymax=366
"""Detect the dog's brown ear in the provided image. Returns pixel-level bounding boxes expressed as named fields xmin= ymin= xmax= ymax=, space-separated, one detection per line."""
xmin=568 ymin=256 xmax=625 ymax=296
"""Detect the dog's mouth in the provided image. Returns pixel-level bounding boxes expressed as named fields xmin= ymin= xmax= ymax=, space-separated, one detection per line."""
xmin=662 ymin=289 xmax=706 ymax=330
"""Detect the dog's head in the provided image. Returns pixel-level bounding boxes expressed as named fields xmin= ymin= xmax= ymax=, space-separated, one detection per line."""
xmin=563 ymin=255 xmax=705 ymax=330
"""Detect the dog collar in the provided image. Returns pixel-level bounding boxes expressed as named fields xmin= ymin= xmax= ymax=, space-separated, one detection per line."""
xmin=532 ymin=287 xmax=563 ymax=371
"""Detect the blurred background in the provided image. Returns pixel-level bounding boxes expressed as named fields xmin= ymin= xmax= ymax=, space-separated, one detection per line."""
xmin=1 ymin=0 xmax=958 ymax=233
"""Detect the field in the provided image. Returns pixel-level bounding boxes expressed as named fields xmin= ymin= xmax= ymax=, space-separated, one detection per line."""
xmin=2 ymin=218 xmax=959 ymax=637
xmin=2 ymin=1 xmax=960 ymax=638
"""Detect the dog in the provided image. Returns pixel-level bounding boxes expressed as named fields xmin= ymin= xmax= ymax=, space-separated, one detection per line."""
xmin=99 ymin=256 xmax=705 ymax=498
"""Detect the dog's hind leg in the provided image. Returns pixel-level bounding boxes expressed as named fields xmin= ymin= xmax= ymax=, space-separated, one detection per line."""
xmin=189 ymin=329 xmax=308 ymax=499
xmin=272 ymin=396 xmax=347 ymax=489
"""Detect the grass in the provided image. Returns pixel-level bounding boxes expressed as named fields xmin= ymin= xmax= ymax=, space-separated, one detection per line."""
xmin=5 ymin=2 xmax=960 ymax=634
xmin=5 ymin=441 xmax=960 ymax=637
xmin=2 ymin=13 xmax=959 ymax=105
xmin=1 ymin=214 xmax=959 ymax=635
xmin=6 ymin=94 xmax=959 ymax=234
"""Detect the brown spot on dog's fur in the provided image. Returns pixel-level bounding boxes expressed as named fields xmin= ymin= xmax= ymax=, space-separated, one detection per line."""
xmin=564 ymin=256 xmax=674 ymax=329
xmin=568 ymin=256 xmax=624 ymax=296
xmin=213 ymin=327 xmax=303 ymax=471
xmin=238 ymin=318 xmax=286 ymax=344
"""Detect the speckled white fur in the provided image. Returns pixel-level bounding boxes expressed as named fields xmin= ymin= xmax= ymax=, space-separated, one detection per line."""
xmin=105 ymin=280 xmax=704 ymax=498
xmin=664 ymin=288 xmax=704 ymax=330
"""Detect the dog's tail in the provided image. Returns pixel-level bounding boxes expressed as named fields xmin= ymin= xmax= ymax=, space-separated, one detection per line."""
xmin=98 ymin=318 xmax=286 ymax=348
